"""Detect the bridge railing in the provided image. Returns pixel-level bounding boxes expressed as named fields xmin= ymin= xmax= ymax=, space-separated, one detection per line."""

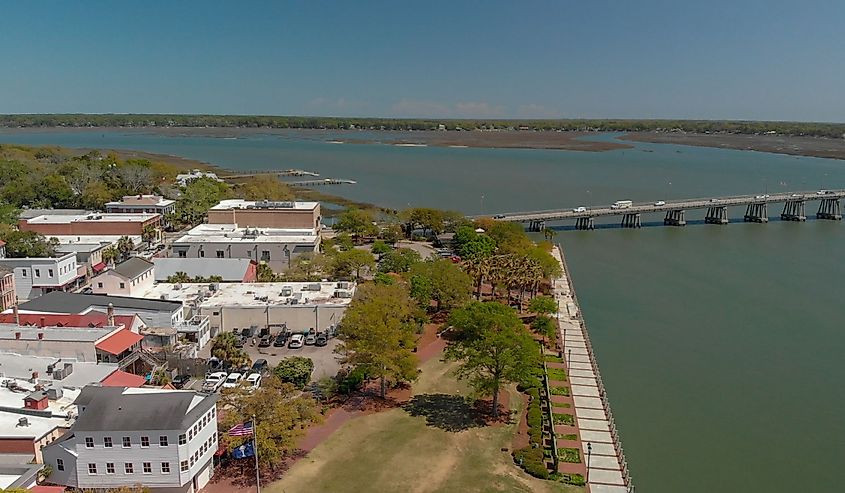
xmin=557 ymin=243 xmax=633 ymax=491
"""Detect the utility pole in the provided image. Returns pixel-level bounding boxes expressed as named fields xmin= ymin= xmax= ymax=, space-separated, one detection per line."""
xmin=253 ymin=414 xmax=260 ymax=493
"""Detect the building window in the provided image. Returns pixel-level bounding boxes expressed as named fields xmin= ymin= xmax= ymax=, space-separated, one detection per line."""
xmin=85 ymin=437 xmax=94 ymax=448
xmin=123 ymin=436 xmax=131 ymax=447
xmin=104 ymin=436 xmax=112 ymax=448
xmin=143 ymin=462 xmax=152 ymax=474
xmin=97 ymin=282 xmax=103 ymax=288
xmin=159 ymin=435 xmax=168 ymax=446
xmin=178 ymin=250 xmax=186 ymax=258
xmin=88 ymin=463 xmax=97 ymax=475
xmin=211 ymin=408 xmax=216 ymax=418
xmin=180 ymin=460 xmax=188 ymax=472
xmin=179 ymin=434 xmax=186 ymax=445
xmin=124 ymin=463 xmax=133 ymax=474
xmin=141 ymin=436 xmax=149 ymax=447
xmin=161 ymin=462 xmax=170 ymax=474
xmin=261 ymin=250 xmax=270 ymax=261
xmin=216 ymin=250 xmax=224 ymax=258
xmin=48 ymin=269 xmax=54 ymax=277
xmin=188 ymin=429 xmax=193 ymax=440
xmin=56 ymin=458 xmax=64 ymax=471
xmin=199 ymin=250 xmax=205 ymax=257
xmin=119 ymin=282 xmax=125 ymax=289
xmin=106 ymin=462 xmax=115 ymax=474
xmin=35 ymin=269 xmax=40 ymax=277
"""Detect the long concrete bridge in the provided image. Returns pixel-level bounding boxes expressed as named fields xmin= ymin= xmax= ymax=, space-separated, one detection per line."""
xmin=485 ymin=190 xmax=844 ymax=231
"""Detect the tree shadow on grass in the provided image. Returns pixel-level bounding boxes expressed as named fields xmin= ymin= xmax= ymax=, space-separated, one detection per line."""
xmin=402 ymin=393 xmax=487 ymax=432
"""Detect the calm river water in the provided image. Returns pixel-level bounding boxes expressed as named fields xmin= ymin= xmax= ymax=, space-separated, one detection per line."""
xmin=2 ymin=128 xmax=843 ymax=492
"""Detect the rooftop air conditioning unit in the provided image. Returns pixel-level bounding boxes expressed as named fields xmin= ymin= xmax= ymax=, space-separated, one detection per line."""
xmin=18 ymin=417 xmax=29 ymax=427
xmin=334 ymin=290 xmax=353 ymax=298
xmin=280 ymin=287 xmax=293 ymax=297
xmin=336 ymin=281 xmax=351 ymax=290
xmin=307 ymin=283 xmax=321 ymax=292
xmin=160 ymin=294 xmax=169 ymax=300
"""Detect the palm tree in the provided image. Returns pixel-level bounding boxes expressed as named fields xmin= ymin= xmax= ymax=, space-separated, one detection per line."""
xmin=211 ymin=333 xmax=250 ymax=367
xmin=167 ymin=271 xmax=192 ymax=283
xmin=462 ymin=254 xmax=491 ymax=300
xmin=142 ymin=225 xmax=159 ymax=245
xmin=543 ymin=228 xmax=558 ymax=242
xmin=116 ymin=236 xmax=135 ymax=261
xmin=102 ymin=246 xmax=118 ymax=266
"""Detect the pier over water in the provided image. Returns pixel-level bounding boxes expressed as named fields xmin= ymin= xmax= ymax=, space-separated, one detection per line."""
xmin=553 ymin=244 xmax=632 ymax=492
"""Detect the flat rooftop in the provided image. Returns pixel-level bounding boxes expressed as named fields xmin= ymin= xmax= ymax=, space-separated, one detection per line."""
xmin=0 ymin=377 xmax=81 ymax=414
xmin=106 ymin=195 xmax=176 ymax=207
xmin=210 ymin=199 xmax=318 ymax=211
xmin=174 ymin=223 xmax=319 ymax=244
xmin=0 ymin=352 xmax=118 ymax=388
xmin=137 ymin=281 xmax=355 ymax=308
xmin=23 ymin=213 xmax=160 ymax=224
xmin=0 ymin=323 xmax=115 ymax=343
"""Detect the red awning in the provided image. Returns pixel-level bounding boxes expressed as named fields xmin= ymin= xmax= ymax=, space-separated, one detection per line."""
xmin=92 ymin=262 xmax=107 ymax=272
xmin=95 ymin=329 xmax=143 ymax=355
xmin=101 ymin=370 xmax=147 ymax=387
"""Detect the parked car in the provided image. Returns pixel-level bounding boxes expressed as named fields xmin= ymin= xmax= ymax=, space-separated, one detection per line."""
xmin=172 ymin=375 xmax=191 ymax=389
xmin=202 ymin=372 xmax=228 ymax=392
xmin=315 ymin=333 xmax=328 ymax=347
xmin=251 ymin=359 xmax=269 ymax=375
xmin=273 ymin=332 xmax=289 ymax=347
xmin=258 ymin=335 xmax=272 ymax=347
xmin=206 ymin=358 xmax=223 ymax=372
xmin=288 ymin=334 xmax=304 ymax=349
xmin=242 ymin=326 xmax=256 ymax=338
xmin=245 ymin=373 xmax=262 ymax=389
xmin=259 ymin=327 xmax=271 ymax=338
xmin=222 ymin=373 xmax=243 ymax=389
xmin=234 ymin=336 xmax=245 ymax=348
xmin=304 ymin=333 xmax=317 ymax=345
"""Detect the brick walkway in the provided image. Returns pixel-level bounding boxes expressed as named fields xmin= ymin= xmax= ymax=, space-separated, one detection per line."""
xmin=552 ymin=246 xmax=629 ymax=493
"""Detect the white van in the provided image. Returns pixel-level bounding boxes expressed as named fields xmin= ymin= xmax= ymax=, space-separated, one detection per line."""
xmin=222 ymin=372 xmax=243 ymax=389
xmin=611 ymin=200 xmax=633 ymax=209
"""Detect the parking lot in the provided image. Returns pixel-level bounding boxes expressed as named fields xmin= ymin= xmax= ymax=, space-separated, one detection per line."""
xmin=243 ymin=337 xmax=342 ymax=381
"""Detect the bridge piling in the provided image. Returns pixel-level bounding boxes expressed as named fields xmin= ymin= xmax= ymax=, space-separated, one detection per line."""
xmin=575 ymin=217 xmax=594 ymax=230
xmin=664 ymin=209 xmax=686 ymax=226
xmin=817 ymin=198 xmax=842 ymax=220
xmin=743 ymin=202 xmax=768 ymax=223
xmin=781 ymin=200 xmax=806 ymax=221
xmin=621 ymin=213 xmax=641 ymax=228
xmin=705 ymin=206 xmax=729 ymax=224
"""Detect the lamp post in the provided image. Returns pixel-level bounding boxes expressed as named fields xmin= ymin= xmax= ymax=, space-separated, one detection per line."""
xmin=586 ymin=442 xmax=592 ymax=484
xmin=253 ymin=414 xmax=260 ymax=493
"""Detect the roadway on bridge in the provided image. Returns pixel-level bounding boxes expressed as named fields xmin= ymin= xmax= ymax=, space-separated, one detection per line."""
xmin=488 ymin=189 xmax=845 ymax=222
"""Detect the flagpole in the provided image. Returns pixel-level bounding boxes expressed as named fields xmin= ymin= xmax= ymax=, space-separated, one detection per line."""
xmin=253 ymin=414 xmax=260 ymax=493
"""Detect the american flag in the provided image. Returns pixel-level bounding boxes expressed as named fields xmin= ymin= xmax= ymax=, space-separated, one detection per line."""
xmin=228 ymin=421 xmax=254 ymax=437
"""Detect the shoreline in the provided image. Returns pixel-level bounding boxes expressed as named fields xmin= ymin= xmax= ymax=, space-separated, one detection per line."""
xmin=620 ymin=131 xmax=845 ymax=161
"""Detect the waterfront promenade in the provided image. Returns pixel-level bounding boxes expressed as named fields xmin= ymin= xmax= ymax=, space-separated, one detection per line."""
xmin=552 ymin=245 xmax=632 ymax=493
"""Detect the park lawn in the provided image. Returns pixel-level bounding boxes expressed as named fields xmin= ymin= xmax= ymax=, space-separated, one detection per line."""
xmin=268 ymin=357 xmax=582 ymax=493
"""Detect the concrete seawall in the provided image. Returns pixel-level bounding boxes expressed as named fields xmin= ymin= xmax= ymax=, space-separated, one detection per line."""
xmin=552 ymin=244 xmax=633 ymax=493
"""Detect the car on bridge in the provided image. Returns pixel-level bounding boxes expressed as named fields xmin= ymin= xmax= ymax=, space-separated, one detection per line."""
xmin=654 ymin=200 xmax=666 ymax=206
xmin=573 ymin=206 xmax=587 ymax=213
xmin=493 ymin=214 xmax=506 ymax=219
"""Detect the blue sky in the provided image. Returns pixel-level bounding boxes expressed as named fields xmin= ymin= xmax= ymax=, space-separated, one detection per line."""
xmin=2 ymin=1 xmax=843 ymax=121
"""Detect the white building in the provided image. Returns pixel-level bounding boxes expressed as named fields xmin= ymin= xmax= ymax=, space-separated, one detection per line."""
xmin=105 ymin=194 xmax=177 ymax=216
xmin=136 ymin=281 xmax=355 ymax=337
xmin=175 ymin=169 xmax=222 ymax=186
xmin=43 ymin=386 xmax=219 ymax=493
xmin=91 ymin=257 xmax=155 ymax=297
xmin=170 ymin=223 xmax=320 ymax=271
xmin=0 ymin=253 xmax=82 ymax=301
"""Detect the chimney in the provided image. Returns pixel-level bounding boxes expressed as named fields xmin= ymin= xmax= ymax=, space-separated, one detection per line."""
xmin=107 ymin=303 xmax=115 ymax=326
xmin=15 ymin=332 xmax=20 ymax=340
xmin=39 ymin=316 xmax=46 ymax=328
xmin=12 ymin=304 xmax=19 ymax=326
xmin=37 ymin=333 xmax=44 ymax=340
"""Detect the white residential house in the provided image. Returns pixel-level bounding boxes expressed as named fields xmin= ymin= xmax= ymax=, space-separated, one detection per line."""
xmin=42 ymin=386 xmax=219 ymax=493
xmin=91 ymin=257 xmax=155 ymax=297
xmin=0 ymin=253 xmax=81 ymax=301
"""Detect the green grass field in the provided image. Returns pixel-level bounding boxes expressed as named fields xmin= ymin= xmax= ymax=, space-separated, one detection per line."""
xmin=268 ymin=357 xmax=582 ymax=493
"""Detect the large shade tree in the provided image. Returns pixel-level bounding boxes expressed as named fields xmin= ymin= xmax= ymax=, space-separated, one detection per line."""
xmin=336 ymin=283 xmax=418 ymax=398
xmin=445 ymin=301 xmax=539 ymax=417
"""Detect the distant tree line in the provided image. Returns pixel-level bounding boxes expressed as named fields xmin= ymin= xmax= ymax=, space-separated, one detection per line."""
xmin=1 ymin=114 xmax=843 ymax=138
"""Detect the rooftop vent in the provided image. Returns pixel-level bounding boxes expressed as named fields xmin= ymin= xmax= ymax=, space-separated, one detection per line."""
xmin=17 ymin=417 xmax=29 ymax=427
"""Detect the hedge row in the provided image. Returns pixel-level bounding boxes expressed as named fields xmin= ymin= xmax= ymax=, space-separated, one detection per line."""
xmin=513 ymin=446 xmax=549 ymax=479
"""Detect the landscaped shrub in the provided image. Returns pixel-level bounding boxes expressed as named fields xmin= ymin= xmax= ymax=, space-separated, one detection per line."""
xmin=544 ymin=354 xmax=563 ymax=363
xmin=560 ymin=473 xmax=586 ymax=486
xmin=550 ymin=386 xmax=570 ymax=396
xmin=547 ymin=367 xmax=568 ymax=381
xmin=513 ymin=446 xmax=549 ymax=480
xmin=558 ymin=447 xmax=581 ymax=463
xmin=557 ymin=433 xmax=577 ymax=441
xmin=553 ymin=413 xmax=575 ymax=426
xmin=526 ymin=390 xmax=543 ymax=445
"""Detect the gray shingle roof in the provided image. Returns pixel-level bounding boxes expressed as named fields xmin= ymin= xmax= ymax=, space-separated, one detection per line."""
xmin=18 ymin=292 xmax=183 ymax=314
xmin=153 ymin=258 xmax=252 ymax=282
xmin=73 ymin=386 xmax=216 ymax=431
xmin=112 ymin=257 xmax=154 ymax=280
